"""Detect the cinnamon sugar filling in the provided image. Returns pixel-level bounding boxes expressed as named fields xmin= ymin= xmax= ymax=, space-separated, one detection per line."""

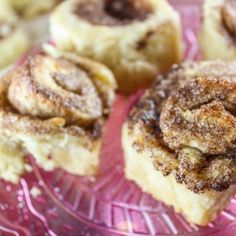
xmin=74 ymin=0 xmax=153 ymax=26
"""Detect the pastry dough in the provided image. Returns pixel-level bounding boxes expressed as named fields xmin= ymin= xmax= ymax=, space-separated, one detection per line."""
xmin=50 ymin=0 xmax=182 ymax=93
xmin=0 ymin=0 xmax=30 ymax=69
xmin=0 ymin=46 xmax=116 ymax=183
xmin=122 ymin=60 xmax=236 ymax=225
xmin=199 ymin=0 xmax=236 ymax=60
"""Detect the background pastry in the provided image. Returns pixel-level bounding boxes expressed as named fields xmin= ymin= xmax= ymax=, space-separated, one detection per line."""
xmin=0 ymin=0 xmax=30 ymax=69
xmin=199 ymin=0 xmax=236 ymax=60
xmin=0 ymin=46 xmax=116 ymax=183
xmin=50 ymin=0 xmax=182 ymax=93
xmin=10 ymin=0 xmax=61 ymax=19
xmin=122 ymin=60 xmax=236 ymax=225
xmin=6 ymin=0 xmax=63 ymax=51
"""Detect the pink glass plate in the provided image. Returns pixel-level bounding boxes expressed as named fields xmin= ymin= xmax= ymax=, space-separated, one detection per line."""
xmin=1 ymin=1 xmax=236 ymax=235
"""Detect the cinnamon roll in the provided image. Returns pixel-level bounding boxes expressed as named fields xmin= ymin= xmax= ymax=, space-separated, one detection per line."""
xmin=0 ymin=46 xmax=116 ymax=183
xmin=122 ymin=60 xmax=236 ymax=225
xmin=0 ymin=0 xmax=30 ymax=69
xmin=199 ymin=0 xmax=236 ymax=60
xmin=7 ymin=0 xmax=62 ymax=46
xmin=50 ymin=0 xmax=182 ymax=93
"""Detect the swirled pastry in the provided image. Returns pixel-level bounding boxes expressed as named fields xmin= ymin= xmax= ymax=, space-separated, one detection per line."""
xmin=50 ymin=0 xmax=181 ymax=93
xmin=0 ymin=46 xmax=116 ymax=183
xmin=122 ymin=60 xmax=236 ymax=225
xmin=199 ymin=0 xmax=236 ymax=60
xmin=0 ymin=0 xmax=30 ymax=69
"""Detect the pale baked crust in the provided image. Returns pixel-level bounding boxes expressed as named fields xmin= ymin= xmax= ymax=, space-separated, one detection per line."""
xmin=50 ymin=0 xmax=182 ymax=93
xmin=199 ymin=0 xmax=236 ymax=60
xmin=0 ymin=46 xmax=116 ymax=183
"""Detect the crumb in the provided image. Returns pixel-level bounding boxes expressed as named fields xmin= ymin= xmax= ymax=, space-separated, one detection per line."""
xmin=30 ymin=186 xmax=42 ymax=198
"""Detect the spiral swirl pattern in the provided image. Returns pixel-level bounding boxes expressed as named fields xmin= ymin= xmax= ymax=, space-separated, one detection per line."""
xmin=1 ymin=48 xmax=116 ymax=133
xmin=0 ymin=48 xmax=116 ymax=182
xmin=8 ymin=55 xmax=103 ymax=126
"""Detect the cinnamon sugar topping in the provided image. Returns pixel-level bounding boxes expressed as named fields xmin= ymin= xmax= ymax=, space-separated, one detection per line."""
xmin=0 ymin=52 xmax=116 ymax=141
xmin=160 ymin=77 xmax=236 ymax=155
xmin=128 ymin=61 xmax=236 ymax=193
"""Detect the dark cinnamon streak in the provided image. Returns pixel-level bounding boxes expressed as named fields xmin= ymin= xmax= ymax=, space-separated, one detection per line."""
xmin=136 ymin=30 xmax=155 ymax=50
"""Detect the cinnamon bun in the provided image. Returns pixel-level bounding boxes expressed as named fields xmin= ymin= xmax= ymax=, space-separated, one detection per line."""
xmin=199 ymin=0 xmax=236 ymax=60
xmin=50 ymin=0 xmax=182 ymax=93
xmin=0 ymin=46 xmax=116 ymax=183
xmin=0 ymin=0 xmax=30 ymax=69
xmin=122 ymin=60 xmax=236 ymax=225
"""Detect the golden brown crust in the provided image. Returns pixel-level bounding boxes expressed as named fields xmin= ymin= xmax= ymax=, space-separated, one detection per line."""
xmin=127 ymin=61 xmax=236 ymax=193
xmin=0 ymin=49 xmax=116 ymax=146
xmin=73 ymin=0 xmax=153 ymax=26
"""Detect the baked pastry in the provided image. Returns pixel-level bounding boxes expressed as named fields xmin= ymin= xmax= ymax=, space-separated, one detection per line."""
xmin=50 ymin=0 xmax=182 ymax=93
xmin=0 ymin=45 xmax=116 ymax=183
xmin=0 ymin=0 xmax=30 ymax=69
xmin=199 ymin=0 xmax=236 ymax=60
xmin=122 ymin=60 xmax=236 ymax=225
xmin=10 ymin=0 xmax=61 ymax=19
xmin=8 ymin=0 xmax=62 ymax=45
